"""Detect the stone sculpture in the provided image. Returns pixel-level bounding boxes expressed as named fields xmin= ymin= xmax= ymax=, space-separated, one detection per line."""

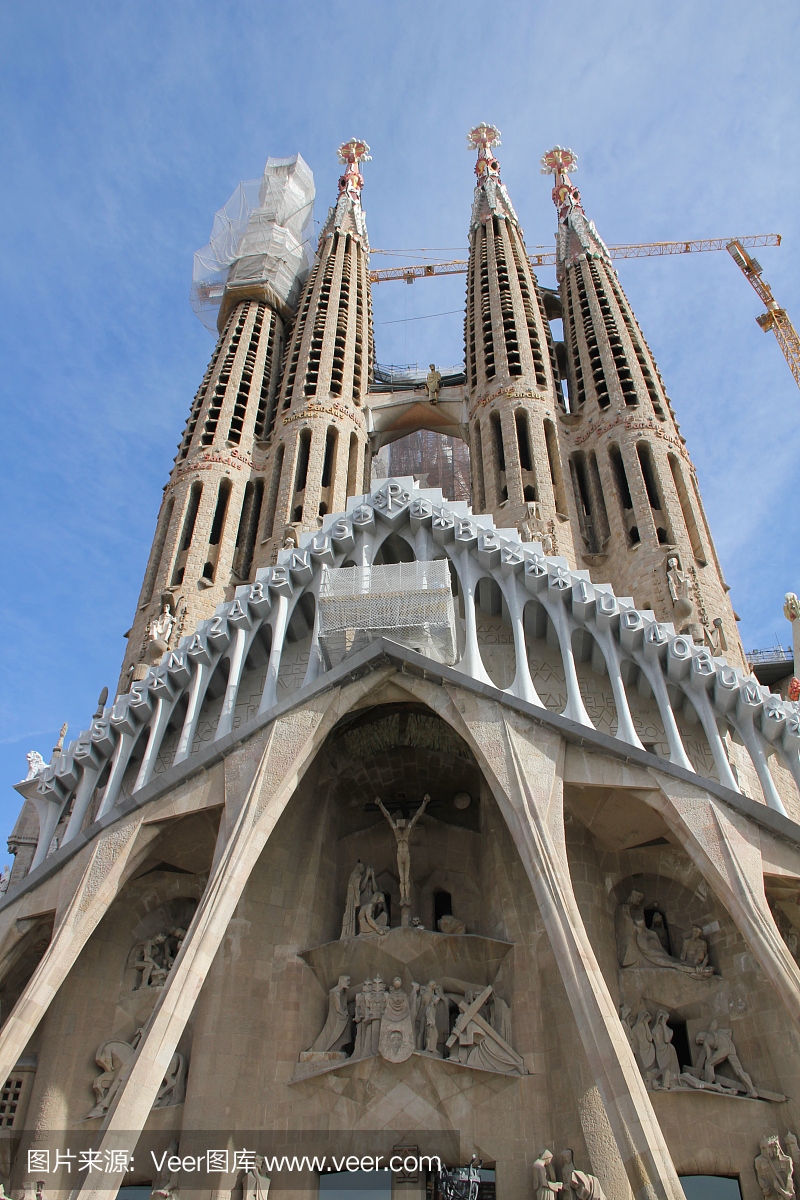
xmin=151 ymin=1140 xmax=179 ymax=1199
xmin=666 ymin=556 xmax=693 ymax=623
xmin=358 ymin=891 xmax=389 ymax=936
xmin=0 ymin=867 xmax=9 ymax=896
xmin=447 ymin=984 xmax=526 ymax=1074
xmin=559 ymin=1152 xmax=606 ymax=1200
xmin=351 ymin=979 xmax=369 ymax=1059
xmin=627 ymin=1009 xmax=656 ymax=1080
xmin=308 ymin=975 xmax=351 ymax=1053
xmin=784 ymin=593 xmax=800 ymax=702
xmin=25 ymin=751 xmax=46 ymax=781
xmin=426 ymin=364 xmax=442 ymax=403
xmin=649 ymin=912 xmax=670 ymax=954
xmin=375 ymin=794 xmax=430 ymax=921
xmin=438 ymin=914 xmax=467 ymax=935
xmin=86 ymin=1035 xmax=140 ymax=1118
xmin=132 ymin=927 xmax=187 ymax=990
xmin=415 ymin=981 xmax=436 ymax=1049
xmin=785 ymin=1133 xmax=800 ymax=1171
xmin=755 ymin=1135 xmax=794 ymax=1200
xmin=652 ymin=1009 xmax=681 ymax=1089
xmin=690 ymin=1020 xmax=757 ymax=1096
xmin=378 ymin=977 xmax=415 ymax=1063
xmin=242 ymin=1155 xmax=271 ymax=1200
xmin=365 ymin=976 xmax=388 ymax=1055
xmin=298 ymin=968 xmax=525 ymax=1077
xmin=615 ymin=891 xmax=713 ymax=977
xmin=153 ymin=1051 xmax=186 ymax=1108
xmin=86 ymin=1024 xmax=185 ymax=1118
xmin=144 ymin=602 xmax=175 ymax=665
xmin=532 ymin=1151 xmax=562 ymax=1200
xmin=342 ymin=860 xmax=366 ymax=939
xmin=681 ymin=925 xmax=710 ymax=970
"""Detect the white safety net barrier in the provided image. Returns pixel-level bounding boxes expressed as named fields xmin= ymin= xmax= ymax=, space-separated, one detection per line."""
xmin=317 ymin=560 xmax=457 ymax=667
xmin=191 ymin=154 xmax=315 ymax=332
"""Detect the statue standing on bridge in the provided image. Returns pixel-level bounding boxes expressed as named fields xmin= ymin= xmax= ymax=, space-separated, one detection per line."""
xmin=426 ymin=364 xmax=442 ymax=404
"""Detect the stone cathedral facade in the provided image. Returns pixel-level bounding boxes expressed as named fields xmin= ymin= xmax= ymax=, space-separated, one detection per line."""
xmin=4 ymin=128 xmax=800 ymax=1200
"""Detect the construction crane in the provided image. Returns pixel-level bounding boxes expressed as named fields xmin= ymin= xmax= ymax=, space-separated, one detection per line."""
xmin=368 ymin=233 xmax=781 ymax=284
xmin=726 ymin=240 xmax=800 ymax=390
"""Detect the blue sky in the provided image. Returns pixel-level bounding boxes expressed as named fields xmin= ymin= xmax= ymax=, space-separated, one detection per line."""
xmin=1 ymin=0 xmax=798 ymax=858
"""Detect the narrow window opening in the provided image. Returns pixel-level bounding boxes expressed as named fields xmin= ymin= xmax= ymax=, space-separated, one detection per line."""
xmin=491 ymin=413 xmax=506 ymax=473
xmin=233 ymin=479 xmax=264 ymax=580
xmin=669 ymin=454 xmax=706 ymax=564
xmin=637 ymin=442 xmax=663 ymax=510
xmin=321 ymin=427 xmax=337 ymax=490
xmin=346 ymin=433 xmax=360 ymax=498
xmin=515 ymin=409 xmax=532 ymax=471
xmin=609 ymin=444 xmax=633 ymax=509
xmin=208 ymin=480 xmax=231 ymax=546
xmin=472 ymin=423 xmax=486 ymax=513
xmin=570 ymin=452 xmax=598 ymax=554
xmin=433 ymin=890 xmax=453 ymax=930
xmin=140 ymin=497 xmax=174 ymax=606
xmin=263 ymin=444 xmax=284 ymax=542
xmin=609 ymin=443 xmax=639 ymax=548
xmin=544 ymin=419 xmax=568 ymax=516
xmin=294 ymin=429 xmax=311 ymax=494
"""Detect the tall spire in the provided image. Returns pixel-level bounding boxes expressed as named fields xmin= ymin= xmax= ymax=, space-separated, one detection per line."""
xmin=463 ymin=126 xmax=576 ymax=560
xmin=467 ymin=123 xmax=520 ymax=229
xmin=540 ymin=146 xmax=611 ymax=282
xmin=543 ymin=145 xmax=744 ymax=664
xmin=319 ymin=137 xmax=372 ymax=245
xmin=264 ymin=139 xmax=375 ymax=555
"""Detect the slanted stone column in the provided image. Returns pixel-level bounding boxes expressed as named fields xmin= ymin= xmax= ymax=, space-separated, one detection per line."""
xmin=0 ymin=815 xmax=158 ymax=1087
xmin=447 ymin=692 xmax=684 ymax=1200
xmin=649 ymin=772 xmax=800 ymax=1037
xmin=71 ymin=692 xmax=341 ymax=1200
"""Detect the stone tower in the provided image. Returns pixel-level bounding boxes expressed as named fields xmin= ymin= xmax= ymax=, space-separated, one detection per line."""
xmin=264 ymin=137 xmax=374 ymax=558
xmin=119 ymin=155 xmax=315 ymax=690
xmin=464 ymin=124 xmax=577 ymax=564
xmin=541 ymin=146 xmax=744 ymax=664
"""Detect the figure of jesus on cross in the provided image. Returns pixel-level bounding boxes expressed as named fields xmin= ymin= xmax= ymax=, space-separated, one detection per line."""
xmin=375 ymin=794 xmax=430 ymax=925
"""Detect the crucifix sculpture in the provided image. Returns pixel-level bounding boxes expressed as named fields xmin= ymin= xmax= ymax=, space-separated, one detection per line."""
xmin=375 ymin=794 xmax=430 ymax=926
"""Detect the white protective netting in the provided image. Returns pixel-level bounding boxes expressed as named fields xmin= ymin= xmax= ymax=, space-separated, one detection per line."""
xmin=191 ymin=155 xmax=315 ymax=332
xmin=317 ymin=560 xmax=457 ymax=668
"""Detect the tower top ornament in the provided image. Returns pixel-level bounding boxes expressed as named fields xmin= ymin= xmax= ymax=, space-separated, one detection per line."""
xmin=540 ymin=145 xmax=583 ymax=221
xmin=336 ymin=138 xmax=371 ymax=199
xmin=468 ymin=124 xmax=502 ymax=181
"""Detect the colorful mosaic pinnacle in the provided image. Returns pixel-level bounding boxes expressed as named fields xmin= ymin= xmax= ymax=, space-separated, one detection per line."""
xmin=541 ymin=145 xmax=583 ymax=218
xmin=468 ymin=123 xmax=502 ymax=180
xmin=336 ymin=137 xmax=371 ymax=197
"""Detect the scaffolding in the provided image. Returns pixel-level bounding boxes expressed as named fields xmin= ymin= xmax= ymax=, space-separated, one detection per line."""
xmin=191 ymin=155 xmax=315 ymax=332
xmin=388 ymin=429 xmax=471 ymax=503
xmin=317 ymin=560 xmax=457 ymax=667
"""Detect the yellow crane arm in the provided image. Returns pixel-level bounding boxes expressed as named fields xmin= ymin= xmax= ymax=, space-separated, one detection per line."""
xmin=369 ymin=233 xmax=781 ymax=283
xmin=727 ymin=240 xmax=800 ymax=390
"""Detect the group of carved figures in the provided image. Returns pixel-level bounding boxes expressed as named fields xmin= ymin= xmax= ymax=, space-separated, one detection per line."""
xmin=532 ymin=1149 xmax=605 ymax=1200
xmin=131 ymin=926 xmax=186 ymax=989
xmin=86 ymin=1026 xmax=186 ymax=1119
xmin=614 ymin=891 xmax=782 ymax=1099
xmin=341 ymin=858 xmax=465 ymax=939
xmin=304 ymin=975 xmax=524 ymax=1075
xmin=755 ymin=1133 xmax=800 ymax=1199
xmin=615 ymin=891 xmax=713 ymax=978
xmin=620 ymin=1008 xmax=761 ymax=1097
